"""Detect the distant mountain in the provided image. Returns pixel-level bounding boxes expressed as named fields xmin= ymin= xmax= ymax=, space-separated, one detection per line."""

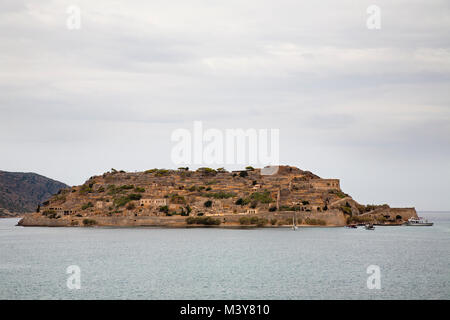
xmin=0 ymin=170 xmax=69 ymax=216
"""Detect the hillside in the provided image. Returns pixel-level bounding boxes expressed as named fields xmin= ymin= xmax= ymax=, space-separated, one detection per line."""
xmin=18 ymin=166 xmax=417 ymax=227
xmin=0 ymin=170 xmax=69 ymax=216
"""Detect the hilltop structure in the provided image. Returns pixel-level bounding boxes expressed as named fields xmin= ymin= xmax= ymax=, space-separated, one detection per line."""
xmin=18 ymin=166 xmax=417 ymax=227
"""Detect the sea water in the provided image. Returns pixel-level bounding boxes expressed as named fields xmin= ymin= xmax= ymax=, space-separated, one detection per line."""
xmin=0 ymin=212 xmax=449 ymax=299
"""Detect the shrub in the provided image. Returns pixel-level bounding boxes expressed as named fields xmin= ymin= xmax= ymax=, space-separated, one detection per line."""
xmin=81 ymin=202 xmax=94 ymax=210
xmin=305 ymin=218 xmax=326 ymax=226
xmin=119 ymin=184 xmax=134 ymax=190
xmin=239 ymin=216 xmax=268 ymax=226
xmin=256 ymin=218 xmax=268 ymax=227
xmin=114 ymin=194 xmax=142 ymax=207
xmin=239 ymin=171 xmax=248 ymax=178
xmin=329 ymin=190 xmax=348 ymax=199
xmin=159 ymin=205 xmax=169 ymax=214
xmin=204 ymin=200 xmax=212 ymax=208
xmin=128 ymin=193 xmax=142 ymax=201
xmin=170 ymin=194 xmax=186 ymax=204
xmin=126 ymin=202 xmax=136 ymax=210
xmin=197 ymin=212 xmax=204 ymax=216
xmin=239 ymin=217 xmax=251 ymax=225
xmin=301 ymin=200 xmax=310 ymax=205
xmin=197 ymin=167 xmax=217 ymax=176
xmin=155 ymin=169 xmax=170 ymax=177
xmin=79 ymin=184 xmax=93 ymax=195
xmin=186 ymin=217 xmax=220 ymax=225
xmin=134 ymin=187 xmax=145 ymax=193
xmin=245 ymin=166 xmax=255 ymax=171
xmin=341 ymin=205 xmax=352 ymax=215
xmin=235 ymin=198 xmax=250 ymax=206
xmin=250 ymin=191 xmax=273 ymax=204
xmin=98 ymin=186 xmax=105 ymax=193
xmin=270 ymin=218 xmax=278 ymax=225
xmin=82 ymin=219 xmax=97 ymax=226
xmin=269 ymin=206 xmax=277 ymax=212
xmin=207 ymin=192 xmax=235 ymax=199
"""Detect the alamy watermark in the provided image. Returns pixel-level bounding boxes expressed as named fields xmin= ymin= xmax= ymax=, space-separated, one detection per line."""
xmin=171 ymin=121 xmax=279 ymax=174
xmin=366 ymin=265 xmax=381 ymax=289
xmin=366 ymin=5 xmax=381 ymax=30
xmin=66 ymin=5 xmax=81 ymax=30
xmin=66 ymin=265 xmax=81 ymax=290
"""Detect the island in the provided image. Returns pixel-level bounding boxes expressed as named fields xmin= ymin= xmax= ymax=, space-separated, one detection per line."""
xmin=18 ymin=165 xmax=418 ymax=228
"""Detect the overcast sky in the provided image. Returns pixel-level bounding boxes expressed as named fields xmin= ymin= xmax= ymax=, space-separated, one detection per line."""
xmin=1 ymin=0 xmax=449 ymax=210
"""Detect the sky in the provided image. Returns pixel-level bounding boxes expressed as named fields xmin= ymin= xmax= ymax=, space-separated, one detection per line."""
xmin=0 ymin=0 xmax=449 ymax=211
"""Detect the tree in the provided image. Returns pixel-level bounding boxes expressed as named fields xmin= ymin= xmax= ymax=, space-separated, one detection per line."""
xmin=204 ymin=200 xmax=212 ymax=208
xmin=239 ymin=171 xmax=248 ymax=178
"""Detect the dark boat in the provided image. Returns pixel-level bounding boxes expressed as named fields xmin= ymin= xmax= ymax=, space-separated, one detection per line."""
xmin=365 ymin=224 xmax=375 ymax=230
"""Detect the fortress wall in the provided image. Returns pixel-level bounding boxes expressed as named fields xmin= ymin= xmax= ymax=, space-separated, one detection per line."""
xmin=19 ymin=210 xmax=347 ymax=227
xmin=388 ymin=208 xmax=417 ymax=220
xmin=310 ymin=179 xmax=340 ymax=190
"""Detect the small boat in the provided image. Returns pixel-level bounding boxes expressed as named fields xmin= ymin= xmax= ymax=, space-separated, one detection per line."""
xmin=405 ymin=217 xmax=433 ymax=226
xmin=365 ymin=224 xmax=375 ymax=230
xmin=346 ymin=224 xmax=357 ymax=229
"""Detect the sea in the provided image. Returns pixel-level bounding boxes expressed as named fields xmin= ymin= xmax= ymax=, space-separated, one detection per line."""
xmin=0 ymin=212 xmax=449 ymax=300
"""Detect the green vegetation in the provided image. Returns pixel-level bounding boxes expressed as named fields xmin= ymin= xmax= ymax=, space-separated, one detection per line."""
xmin=329 ymin=190 xmax=348 ymax=199
xmin=245 ymin=166 xmax=255 ymax=171
xmin=204 ymin=200 xmax=212 ymax=208
xmin=206 ymin=191 xmax=235 ymax=199
xmin=134 ymin=187 xmax=145 ymax=193
xmin=279 ymin=205 xmax=301 ymax=211
xmin=341 ymin=202 xmax=352 ymax=215
xmin=82 ymin=219 xmax=97 ymax=226
xmin=170 ymin=193 xmax=186 ymax=204
xmin=269 ymin=206 xmax=277 ymax=212
xmin=239 ymin=216 xmax=268 ymax=227
xmin=126 ymin=202 xmax=136 ymax=210
xmin=97 ymin=186 xmax=105 ymax=193
xmin=159 ymin=205 xmax=169 ymax=214
xmin=42 ymin=210 xmax=58 ymax=219
xmin=347 ymin=215 xmax=373 ymax=224
xmin=180 ymin=205 xmax=191 ymax=216
xmin=186 ymin=217 xmax=221 ymax=225
xmin=114 ymin=194 xmax=142 ymax=207
xmin=249 ymin=191 xmax=273 ymax=203
xmin=235 ymin=198 xmax=250 ymax=206
xmin=81 ymin=202 xmax=94 ymax=210
xmin=239 ymin=171 xmax=248 ymax=178
xmin=197 ymin=167 xmax=217 ymax=175
xmin=270 ymin=218 xmax=278 ymax=225
xmin=305 ymin=218 xmax=326 ymax=226
xmin=144 ymin=169 xmax=170 ymax=176
xmin=79 ymin=184 xmax=93 ymax=195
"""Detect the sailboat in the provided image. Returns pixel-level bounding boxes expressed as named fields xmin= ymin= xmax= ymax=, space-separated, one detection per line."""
xmin=292 ymin=212 xmax=298 ymax=230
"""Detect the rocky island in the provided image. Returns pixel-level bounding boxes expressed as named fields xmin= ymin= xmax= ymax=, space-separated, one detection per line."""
xmin=18 ymin=166 xmax=418 ymax=228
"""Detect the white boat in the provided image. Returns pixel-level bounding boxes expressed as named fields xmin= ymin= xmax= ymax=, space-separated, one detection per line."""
xmin=405 ymin=217 xmax=433 ymax=226
xmin=292 ymin=212 xmax=298 ymax=230
xmin=365 ymin=223 xmax=375 ymax=230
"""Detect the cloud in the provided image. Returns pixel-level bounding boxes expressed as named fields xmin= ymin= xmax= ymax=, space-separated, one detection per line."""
xmin=0 ymin=0 xmax=449 ymax=210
